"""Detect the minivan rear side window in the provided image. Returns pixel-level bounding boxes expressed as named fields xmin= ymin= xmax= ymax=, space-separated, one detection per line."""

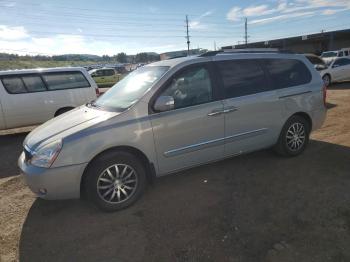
xmin=42 ymin=71 xmax=90 ymax=90
xmin=1 ymin=77 xmax=27 ymax=94
xmin=264 ymin=59 xmax=312 ymax=89
xmin=22 ymin=75 xmax=46 ymax=92
xmin=216 ymin=59 xmax=269 ymax=99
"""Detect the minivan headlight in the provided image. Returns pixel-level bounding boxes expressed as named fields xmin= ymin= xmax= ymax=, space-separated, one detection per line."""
xmin=30 ymin=140 xmax=62 ymax=168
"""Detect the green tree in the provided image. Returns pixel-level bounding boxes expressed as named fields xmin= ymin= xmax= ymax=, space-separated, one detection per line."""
xmin=116 ymin=52 xmax=127 ymax=63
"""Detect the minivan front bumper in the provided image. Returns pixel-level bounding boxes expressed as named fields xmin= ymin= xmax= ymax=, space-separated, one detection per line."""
xmin=18 ymin=152 xmax=87 ymax=200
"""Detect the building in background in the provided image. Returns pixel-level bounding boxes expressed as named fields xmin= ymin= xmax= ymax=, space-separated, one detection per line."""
xmin=222 ymin=29 xmax=350 ymax=55
xmin=160 ymin=48 xmax=207 ymax=60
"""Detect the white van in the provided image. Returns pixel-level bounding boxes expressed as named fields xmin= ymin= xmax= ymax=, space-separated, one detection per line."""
xmin=321 ymin=48 xmax=350 ymax=65
xmin=0 ymin=67 xmax=98 ymax=130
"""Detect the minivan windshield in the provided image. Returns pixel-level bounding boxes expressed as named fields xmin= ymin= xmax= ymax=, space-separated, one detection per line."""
xmin=93 ymin=66 xmax=169 ymax=111
xmin=321 ymin=51 xmax=337 ymax=58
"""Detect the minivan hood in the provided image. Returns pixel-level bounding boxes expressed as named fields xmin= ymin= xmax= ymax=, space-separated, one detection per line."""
xmin=24 ymin=105 xmax=118 ymax=150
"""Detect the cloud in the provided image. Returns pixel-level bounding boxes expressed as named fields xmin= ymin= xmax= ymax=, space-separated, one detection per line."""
xmin=0 ymin=25 xmax=180 ymax=55
xmin=0 ymin=1 xmax=16 ymax=7
xmin=189 ymin=10 xmax=213 ymax=30
xmin=226 ymin=0 xmax=350 ymax=24
xmin=0 ymin=25 xmax=29 ymax=40
xmin=148 ymin=6 xmax=158 ymax=13
xmin=243 ymin=5 xmax=274 ymax=17
xmin=250 ymin=11 xmax=315 ymax=25
xmin=227 ymin=7 xmax=242 ymax=21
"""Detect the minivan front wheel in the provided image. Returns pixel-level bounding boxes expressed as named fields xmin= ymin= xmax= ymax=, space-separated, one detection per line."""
xmin=84 ymin=151 xmax=146 ymax=211
xmin=274 ymin=115 xmax=310 ymax=157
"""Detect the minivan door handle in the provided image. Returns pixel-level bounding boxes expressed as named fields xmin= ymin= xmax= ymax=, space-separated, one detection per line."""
xmin=208 ymin=109 xmax=224 ymax=116
xmin=223 ymin=106 xmax=238 ymax=113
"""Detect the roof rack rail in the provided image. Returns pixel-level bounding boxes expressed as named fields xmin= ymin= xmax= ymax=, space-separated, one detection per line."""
xmin=199 ymin=48 xmax=294 ymax=57
xmin=222 ymin=48 xmax=294 ymax=54
xmin=199 ymin=51 xmax=222 ymax=57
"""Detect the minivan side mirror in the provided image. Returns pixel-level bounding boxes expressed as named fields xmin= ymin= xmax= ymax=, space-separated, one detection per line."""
xmin=154 ymin=96 xmax=175 ymax=112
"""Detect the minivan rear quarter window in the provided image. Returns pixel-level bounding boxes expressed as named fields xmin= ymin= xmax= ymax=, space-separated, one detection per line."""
xmin=42 ymin=71 xmax=90 ymax=90
xmin=1 ymin=77 xmax=27 ymax=94
xmin=216 ymin=59 xmax=269 ymax=99
xmin=265 ymin=59 xmax=312 ymax=89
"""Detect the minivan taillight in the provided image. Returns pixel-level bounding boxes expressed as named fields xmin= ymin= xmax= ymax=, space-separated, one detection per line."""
xmin=95 ymin=88 xmax=100 ymax=97
xmin=322 ymin=84 xmax=327 ymax=107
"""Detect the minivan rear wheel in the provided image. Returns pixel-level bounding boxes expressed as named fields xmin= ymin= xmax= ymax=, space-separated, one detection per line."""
xmin=84 ymin=151 xmax=146 ymax=212
xmin=274 ymin=115 xmax=310 ymax=157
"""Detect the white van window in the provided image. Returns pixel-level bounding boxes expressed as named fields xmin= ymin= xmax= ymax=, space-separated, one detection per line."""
xmin=1 ymin=77 xmax=27 ymax=94
xmin=42 ymin=72 xmax=90 ymax=90
xmin=22 ymin=75 xmax=46 ymax=92
xmin=103 ymin=69 xmax=115 ymax=76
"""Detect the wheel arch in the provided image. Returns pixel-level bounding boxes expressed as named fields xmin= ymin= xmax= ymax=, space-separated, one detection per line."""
xmin=80 ymin=145 xmax=155 ymax=198
xmin=292 ymin=112 xmax=312 ymax=130
xmin=54 ymin=106 xmax=75 ymax=117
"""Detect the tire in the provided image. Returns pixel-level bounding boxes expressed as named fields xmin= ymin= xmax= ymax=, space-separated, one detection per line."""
xmin=322 ymin=74 xmax=331 ymax=87
xmin=55 ymin=107 xmax=74 ymax=117
xmin=84 ymin=151 xmax=147 ymax=212
xmin=274 ymin=115 xmax=310 ymax=157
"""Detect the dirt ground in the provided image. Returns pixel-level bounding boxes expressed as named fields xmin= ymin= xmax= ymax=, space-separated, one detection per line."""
xmin=0 ymin=83 xmax=350 ymax=262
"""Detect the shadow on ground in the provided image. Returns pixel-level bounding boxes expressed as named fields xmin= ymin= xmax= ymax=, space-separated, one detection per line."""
xmin=0 ymin=132 xmax=27 ymax=179
xmin=19 ymin=140 xmax=350 ymax=262
xmin=328 ymin=81 xmax=350 ymax=90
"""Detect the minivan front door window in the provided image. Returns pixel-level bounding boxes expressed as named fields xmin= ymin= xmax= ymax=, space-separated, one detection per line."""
xmin=160 ymin=66 xmax=213 ymax=109
xmin=94 ymin=66 xmax=169 ymax=111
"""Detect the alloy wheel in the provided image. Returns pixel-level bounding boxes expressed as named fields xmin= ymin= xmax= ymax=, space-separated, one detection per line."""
xmin=97 ymin=164 xmax=138 ymax=204
xmin=286 ymin=122 xmax=306 ymax=151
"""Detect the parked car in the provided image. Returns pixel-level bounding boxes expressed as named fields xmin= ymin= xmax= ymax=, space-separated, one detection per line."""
xmin=320 ymin=57 xmax=350 ymax=87
xmin=304 ymin=54 xmax=327 ymax=71
xmin=89 ymin=68 xmax=122 ymax=88
xmin=19 ymin=50 xmax=327 ymax=211
xmin=321 ymin=48 xmax=350 ymax=65
xmin=0 ymin=67 xmax=98 ymax=130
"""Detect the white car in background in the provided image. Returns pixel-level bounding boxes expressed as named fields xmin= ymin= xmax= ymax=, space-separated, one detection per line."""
xmin=0 ymin=67 xmax=98 ymax=130
xmin=321 ymin=57 xmax=350 ymax=87
xmin=321 ymin=48 xmax=350 ymax=65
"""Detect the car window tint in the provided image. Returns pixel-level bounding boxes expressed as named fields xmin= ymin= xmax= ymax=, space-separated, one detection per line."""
xmin=42 ymin=72 xmax=90 ymax=90
xmin=216 ymin=59 xmax=269 ymax=99
xmin=22 ymin=75 xmax=46 ymax=92
xmin=104 ymin=70 xmax=114 ymax=76
xmin=1 ymin=77 xmax=27 ymax=94
xmin=95 ymin=70 xmax=103 ymax=77
xmin=345 ymin=51 xmax=349 ymax=56
xmin=161 ymin=66 xmax=212 ymax=109
xmin=333 ymin=58 xmax=350 ymax=67
xmin=264 ymin=59 xmax=311 ymax=89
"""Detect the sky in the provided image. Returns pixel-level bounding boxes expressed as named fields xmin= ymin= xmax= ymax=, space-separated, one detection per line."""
xmin=0 ymin=0 xmax=349 ymax=56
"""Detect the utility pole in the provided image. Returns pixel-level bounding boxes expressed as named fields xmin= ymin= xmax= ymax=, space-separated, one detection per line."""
xmin=185 ymin=15 xmax=190 ymax=56
xmin=244 ymin=17 xmax=248 ymax=47
xmin=214 ymin=41 xmax=217 ymax=51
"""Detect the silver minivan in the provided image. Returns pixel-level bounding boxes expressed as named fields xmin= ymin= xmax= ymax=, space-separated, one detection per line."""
xmin=18 ymin=50 xmax=327 ymax=211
